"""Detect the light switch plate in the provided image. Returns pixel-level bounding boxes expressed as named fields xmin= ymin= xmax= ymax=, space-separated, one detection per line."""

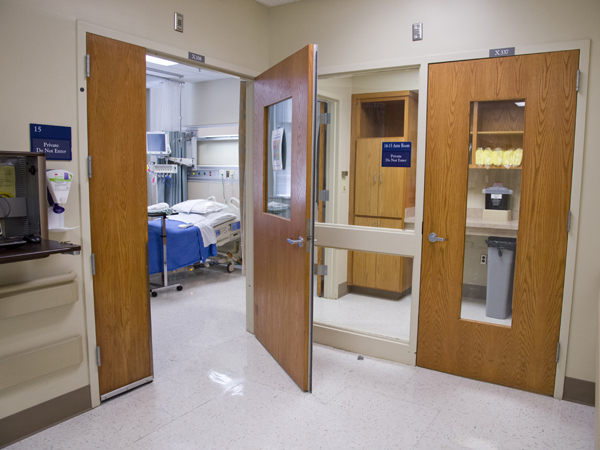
xmin=412 ymin=23 xmax=423 ymax=41
xmin=175 ymin=13 xmax=183 ymax=33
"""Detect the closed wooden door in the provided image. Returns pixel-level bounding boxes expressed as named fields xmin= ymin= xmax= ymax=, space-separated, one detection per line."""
xmin=378 ymin=143 xmax=406 ymax=219
xmin=418 ymin=51 xmax=579 ymax=395
xmin=352 ymin=217 xmax=378 ymax=288
xmin=354 ymin=139 xmax=380 ymax=217
xmin=253 ymin=45 xmax=317 ymax=391
xmin=87 ymin=34 xmax=152 ymax=398
xmin=377 ymin=219 xmax=404 ymax=292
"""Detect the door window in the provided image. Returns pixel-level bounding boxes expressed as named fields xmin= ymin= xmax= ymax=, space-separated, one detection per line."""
xmin=265 ymin=98 xmax=293 ymax=220
xmin=460 ymin=100 xmax=525 ymax=327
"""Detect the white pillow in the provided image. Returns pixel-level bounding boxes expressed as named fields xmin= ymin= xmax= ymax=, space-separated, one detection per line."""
xmin=172 ymin=199 xmax=225 ymax=215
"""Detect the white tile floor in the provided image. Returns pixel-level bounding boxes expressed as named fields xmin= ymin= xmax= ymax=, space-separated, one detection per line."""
xmin=8 ymin=266 xmax=594 ymax=450
xmin=314 ymin=291 xmax=412 ymax=341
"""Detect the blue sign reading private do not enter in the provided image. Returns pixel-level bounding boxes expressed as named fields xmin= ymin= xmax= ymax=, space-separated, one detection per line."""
xmin=382 ymin=142 xmax=411 ymax=167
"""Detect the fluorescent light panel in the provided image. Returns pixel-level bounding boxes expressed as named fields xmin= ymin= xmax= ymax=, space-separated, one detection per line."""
xmin=146 ymin=55 xmax=178 ymax=66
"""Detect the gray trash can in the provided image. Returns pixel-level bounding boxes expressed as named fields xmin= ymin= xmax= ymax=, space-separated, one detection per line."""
xmin=485 ymin=237 xmax=517 ymax=319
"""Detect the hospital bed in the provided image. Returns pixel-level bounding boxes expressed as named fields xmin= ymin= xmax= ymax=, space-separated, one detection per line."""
xmin=148 ymin=197 xmax=241 ymax=295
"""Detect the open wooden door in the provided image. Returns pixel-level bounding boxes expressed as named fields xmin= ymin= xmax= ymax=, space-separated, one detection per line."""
xmin=418 ymin=51 xmax=579 ymax=395
xmin=87 ymin=33 xmax=152 ymax=400
xmin=253 ymin=45 xmax=317 ymax=391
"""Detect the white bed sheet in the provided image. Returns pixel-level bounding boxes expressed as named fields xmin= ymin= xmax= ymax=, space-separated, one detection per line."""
xmin=167 ymin=211 xmax=237 ymax=246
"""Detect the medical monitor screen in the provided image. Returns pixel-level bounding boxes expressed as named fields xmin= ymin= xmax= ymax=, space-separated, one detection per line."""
xmin=147 ymin=132 xmax=170 ymax=155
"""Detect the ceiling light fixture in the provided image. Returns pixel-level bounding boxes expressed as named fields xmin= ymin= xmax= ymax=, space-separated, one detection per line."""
xmin=146 ymin=55 xmax=178 ymax=66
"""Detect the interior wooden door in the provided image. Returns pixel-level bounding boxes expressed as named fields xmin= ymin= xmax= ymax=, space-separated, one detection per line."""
xmin=87 ymin=33 xmax=152 ymax=398
xmin=418 ymin=51 xmax=579 ymax=395
xmin=354 ymin=139 xmax=380 ymax=217
xmin=253 ymin=44 xmax=317 ymax=391
xmin=378 ymin=140 xmax=406 ymax=219
xmin=352 ymin=216 xmax=378 ymax=288
xmin=377 ymin=218 xmax=404 ymax=292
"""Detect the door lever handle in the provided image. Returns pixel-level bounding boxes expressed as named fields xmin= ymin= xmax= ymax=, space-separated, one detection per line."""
xmin=287 ymin=236 xmax=304 ymax=248
xmin=428 ymin=232 xmax=447 ymax=243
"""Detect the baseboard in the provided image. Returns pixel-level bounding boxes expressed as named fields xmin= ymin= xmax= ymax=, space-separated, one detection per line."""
xmin=313 ymin=323 xmax=415 ymax=365
xmin=563 ymin=377 xmax=595 ymax=406
xmin=0 ymin=385 xmax=91 ymax=449
xmin=348 ymin=285 xmax=411 ymax=300
xmin=337 ymin=282 xmax=348 ymax=298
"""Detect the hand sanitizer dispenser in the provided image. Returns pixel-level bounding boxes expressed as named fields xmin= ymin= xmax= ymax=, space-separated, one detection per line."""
xmin=46 ymin=170 xmax=73 ymax=231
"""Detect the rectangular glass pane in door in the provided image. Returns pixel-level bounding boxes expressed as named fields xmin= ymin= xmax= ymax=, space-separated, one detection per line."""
xmin=265 ymin=98 xmax=292 ymax=219
xmin=460 ymin=100 xmax=524 ymax=326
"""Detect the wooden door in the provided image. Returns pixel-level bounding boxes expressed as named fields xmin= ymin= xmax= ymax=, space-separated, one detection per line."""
xmin=352 ymin=216 xmax=378 ymax=288
xmin=418 ymin=51 xmax=579 ymax=395
xmin=253 ymin=45 xmax=317 ymax=391
xmin=354 ymin=139 xmax=379 ymax=217
xmin=87 ymin=34 xmax=152 ymax=398
xmin=376 ymin=218 xmax=404 ymax=292
xmin=378 ymin=142 xmax=406 ymax=220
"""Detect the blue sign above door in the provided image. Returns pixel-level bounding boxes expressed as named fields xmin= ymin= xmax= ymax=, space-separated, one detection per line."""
xmin=30 ymin=124 xmax=72 ymax=161
xmin=382 ymin=142 xmax=411 ymax=167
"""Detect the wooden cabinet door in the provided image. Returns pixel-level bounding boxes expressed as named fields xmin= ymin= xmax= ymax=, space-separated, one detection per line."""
xmin=376 ymin=219 xmax=404 ymax=292
xmin=352 ymin=216 xmax=378 ymax=288
xmin=378 ymin=144 xmax=406 ymax=219
xmin=418 ymin=51 xmax=579 ymax=395
xmin=354 ymin=139 xmax=380 ymax=217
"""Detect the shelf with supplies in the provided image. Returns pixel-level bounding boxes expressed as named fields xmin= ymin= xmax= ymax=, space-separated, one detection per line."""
xmin=0 ymin=239 xmax=81 ymax=264
xmin=469 ymin=164 xmax=522 ymax=170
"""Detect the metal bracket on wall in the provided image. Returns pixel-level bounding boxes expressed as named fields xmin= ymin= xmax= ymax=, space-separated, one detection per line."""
xmin=314 ymin=264 xmax=328 ymax=276
xmin=318 ymin=190 xmax=330 ymax=202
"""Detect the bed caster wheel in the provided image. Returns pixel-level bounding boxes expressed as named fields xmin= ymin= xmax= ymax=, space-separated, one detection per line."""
xmin=227 ymin=263 xmax=234 ymax=273
xmin=177 ymin=285 xmax=183 ymax=291
xmin=151 ymin=291 xmax=158 ymax=297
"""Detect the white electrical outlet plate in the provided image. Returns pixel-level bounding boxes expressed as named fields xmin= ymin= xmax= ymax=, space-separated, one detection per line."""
xmin=175 ymin=13 xmax=183 ymax=32
xmin=480 ymin=254 xmax=487 ymax=265
xmin=412 ymin=23 xmax=423 ymax=41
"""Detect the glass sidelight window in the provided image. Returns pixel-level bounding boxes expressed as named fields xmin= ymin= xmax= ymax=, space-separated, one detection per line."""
xmin=265 ymin=98 xmax=292 ymax=220
xmin=460 ymin=100 xmax=525 ymax=327
xmin=314 ymin=247 xmax=414 ymax=341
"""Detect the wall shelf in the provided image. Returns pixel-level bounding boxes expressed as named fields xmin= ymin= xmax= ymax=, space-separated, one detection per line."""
xmin=0 ymin=239 xmax=81 ymax=264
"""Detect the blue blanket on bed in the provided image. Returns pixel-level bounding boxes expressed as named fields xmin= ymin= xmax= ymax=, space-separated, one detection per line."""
xmin=148 ymin=219 xmax=217 ymax=274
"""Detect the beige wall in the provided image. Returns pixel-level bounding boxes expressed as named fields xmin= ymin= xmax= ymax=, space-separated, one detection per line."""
xmin=270 ymin=0 xmax=600 ymax=382
xmin=0 ymin=0 xmax=268 ymax=420
xmin=182 ymin=78 xmax=241 ymax=127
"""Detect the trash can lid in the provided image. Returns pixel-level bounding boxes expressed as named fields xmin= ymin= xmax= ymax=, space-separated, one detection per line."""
xmin=485 ymin=236 xmax=517 ymax=249
xmin=482 ymin=186 xmax=513 ymax=195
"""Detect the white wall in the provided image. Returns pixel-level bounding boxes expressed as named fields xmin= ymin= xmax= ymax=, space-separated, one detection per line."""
xmin=182 ymin=78 xmax=241 ymax=127
xmin=270 ymin=0 xmax=600 ymax=383
xmin=0 ymin=0 xmax=268 ymax=421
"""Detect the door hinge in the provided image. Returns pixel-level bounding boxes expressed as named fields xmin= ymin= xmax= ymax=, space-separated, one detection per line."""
xmin=87 ymin=156 xmax=92 ymax=178
xmin=314 ymin=264 xmax=328 ymax=276
xmin=319 ymin=112 xmax=331 ymax=125
xmin=576 ymin=70 xmax=580 ymax=92
xmin=91 ymin=253 xmax=96 ymax=275
xmin=421 ymin=222 xmax=424 ymax=234
xmin=96 ymin=346 xmax=101 ymax=367
xmin=318 ymin=190 xmax=330 ymax=202
xmin=567 ymin=211 xmax=572 ymax=232
xmin=86 ymin=54 xmax=90 ymax=78
xmin=556 ymin=342 xmax=560 ymax=363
